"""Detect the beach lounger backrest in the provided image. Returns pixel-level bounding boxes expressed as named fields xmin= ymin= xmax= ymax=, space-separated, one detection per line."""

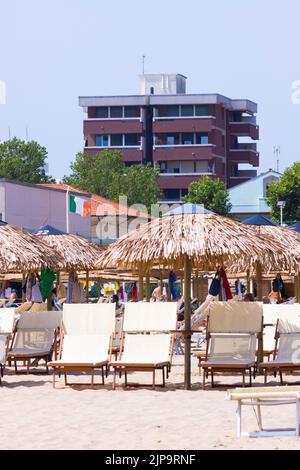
xmin=121 ymin=333 xmax=172 ymax=363
xmin=62 ymin=304 xmax=115 ymax=335
xmin=123 ymin=303 xmax=177 ymax=332
xmin=276 ymin=334 xmax=300 ymax=362
xmin=263 ymin=304 xmax=300 ymax=326
xmin=0 ymin=334 xmax=7 ymax=364
xmin=209 ymin=333 xmax=257 ymax=362
xmin=0 ymin=308 xmax=15 ymax=334
xmin=12 ymin=311 xmax=62 ymax=353
xmin=278 ymin=314 xmax=300 ymax=334
xmin=208 ymin=302 xmax=262 ymax=334
xmin=61 ymin=334 xmax=110 ymax=363
xmin=17 ymin=310 xmax=62 ymax=330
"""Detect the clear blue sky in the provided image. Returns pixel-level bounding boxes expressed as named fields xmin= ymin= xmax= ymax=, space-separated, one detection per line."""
xmin=0 ymin=0 xmax=300 ymax=179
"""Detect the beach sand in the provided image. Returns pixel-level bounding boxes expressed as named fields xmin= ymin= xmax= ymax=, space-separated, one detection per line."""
xmin=1 ymin=355 xmax=300 ymax=450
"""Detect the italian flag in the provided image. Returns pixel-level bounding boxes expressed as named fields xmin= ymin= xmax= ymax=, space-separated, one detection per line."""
xmin=69 ymin=195 xmax=91 ymax=217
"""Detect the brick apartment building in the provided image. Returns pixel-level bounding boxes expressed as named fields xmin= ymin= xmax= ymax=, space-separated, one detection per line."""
xmin=79 ymin=74 xmax=259 ymax=202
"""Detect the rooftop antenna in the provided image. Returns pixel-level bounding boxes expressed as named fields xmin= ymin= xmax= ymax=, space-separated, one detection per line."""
xmin=142 ymin=55 xmax=146 ymax=75
xmin=274 ymin=146 xmax=281 ymax=172
xmin=8 ymin=126 xmax=11 ymax=140
xmin=25 ymin=126 xmax=29 ymax=141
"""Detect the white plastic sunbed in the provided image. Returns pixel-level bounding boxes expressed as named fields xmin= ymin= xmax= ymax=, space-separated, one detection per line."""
xmin=8 ymin=310 xmax=62 ymax=374
xmin=227 ymin=386 xmax=300 ymax=437
xmin=0 ymin=334 xmax=9 ymax=385
xmin=110 ymin=302 xmax=177 ymax=388
xmin=48 ymin=303 xmax=116 ymax=387
xmin=200 ymin=302 xmax=263 ymax=388
xmin=0 ymin=308 xmax=15 ymax=334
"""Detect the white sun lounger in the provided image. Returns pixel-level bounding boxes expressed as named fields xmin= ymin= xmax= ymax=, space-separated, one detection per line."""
xmin=110 ymin=302 xmax=177 ymax=388
xmin=227 ymin=386 xmax=300 ymax=437
xmin=200 ymin=302 xmax=263 ymax=388
xmin=260 ymin=313 xmax=300 ymax=384
xmin=0 ymin=308 xmax=16 ymax=334
xmin=49 ymin=303 xmax=116 ymax=387
xmin=0 ymin=334 xmax=9 ymax=385
xmin=8 ymin=310 xmax=62 ymax=374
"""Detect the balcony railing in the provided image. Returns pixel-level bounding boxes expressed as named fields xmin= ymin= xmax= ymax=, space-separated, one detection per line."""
xmin=231 ymin=143 xmax=257 ymax=151
xmin=230 ymin=116 xmax=257 ymax=125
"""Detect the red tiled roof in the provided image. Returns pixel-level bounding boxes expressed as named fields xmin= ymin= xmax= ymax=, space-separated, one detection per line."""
xmin=38 ymin=184 xmax=151 ymax=219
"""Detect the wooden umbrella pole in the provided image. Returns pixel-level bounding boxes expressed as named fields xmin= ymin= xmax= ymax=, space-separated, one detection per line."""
xmin=184 ymin=255 xmax=192 ymax=391
xmin=22 ymin=272 xmax=25 ymax=302
xmin=138 ymin=274 xmax=144 ymax=301
xmin=256 ymin=262 xmax=263 ymax=301
xmin=246 ymin=269 xmax=250 ymax=294
xmin=146 ymin=275 xmax=150 ymax=302
xmin=86 ymin=270 xmax=89 ymax=303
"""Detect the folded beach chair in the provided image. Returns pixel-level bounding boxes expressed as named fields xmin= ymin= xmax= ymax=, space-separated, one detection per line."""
xmin=200 ymin=302 xmax=263 ymax=388
xmin=8 ymin=310 xmax=62 ymax=374
xmin=48 ymin=303 xmax=115 ymax=387
xmin=227 ymin=386 xmax=300 ymax=437
xmin=260 ymin=313 xmax=300 ymax=384
xmin=110 ymin=302 xmax=177 ymax=389
xmin=0 ymin=308 xmax=15 ymax=335
xmin=0 ymin=334 xmax=9 ymax=385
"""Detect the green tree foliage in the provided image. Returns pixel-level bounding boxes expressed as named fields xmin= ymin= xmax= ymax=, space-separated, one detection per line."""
xmin=63 ymin=150 xmax=124 ymax=200
xmin=64 ymin=151 xmax=162 ymax=210
xmin=183 ymin=176 xmax=232 ymax=216
xmin=0 ymin=138 xmax=53 ymax=183
xmin=266 ymin=162 xmax=300 ymax=224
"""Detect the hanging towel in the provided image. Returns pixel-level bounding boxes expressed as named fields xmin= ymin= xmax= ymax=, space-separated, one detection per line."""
xmin=31 ymin=279 xmax=43 ymax=303
xmin=220 ymin=268 xmax=233 ymax=301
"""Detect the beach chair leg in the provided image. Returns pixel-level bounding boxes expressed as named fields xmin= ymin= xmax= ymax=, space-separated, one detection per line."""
xmin=14 ymin=361 xmax=18 ymax=374
xmin=153 ymin=369 xmax=156 ymax=389
xmin=211 ymin=370 xmax=214 ymax=388
xmin=113 ymin=368 xmax=117 ymax=390
xmin=202 ymin=369 xmax=206 ymax=390
xmin=101 ymin=367 xmax=104 ymax=385
xmin=166 ymin=365 xmax=169 ymax=379
xmin=105 ymin=364 xmax=109 ymax=378
xmin=236 ymin=401 xmax=242 ymax=438
xmin=27 ymin=360 xmax=30 ymax=375
xmin=162 ymin=368 xmax=165 ymax=387
xmin=249 ymin=368 xmax=252 ymax=387
xmin=279 ymin=370 xmax=284 ymax=385
xmin=64 ymin=371 xmax=68 ymax=386
xmin=264 ymin=368 xmax=268 ymax=384
xmin=257 ymin=400 xmax=263 ymax=431
xmin=296 ymin=397 xmax=300 ymax=436
xmin=125 ymin=370 xmax=128 ymax=387
xmin=52 ymin=369 xmax=56 ymax=388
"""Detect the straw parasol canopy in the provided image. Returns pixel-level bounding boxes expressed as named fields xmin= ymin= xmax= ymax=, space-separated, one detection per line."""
xmin=33 ymin=225 xmax=103 ymax=271
xmin=96 ymin=213 xmax=297 ymax=390
xmin=0 ymin=224 xmax=61 ymax=272
xmin=96 ymin=213 xmax=294 ymax=273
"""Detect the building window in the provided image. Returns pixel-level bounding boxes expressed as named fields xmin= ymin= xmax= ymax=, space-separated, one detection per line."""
xmin=110 ymin=106 xmax=123 ymax=118
xmin=110 ymin=134 xmax=123 ymax=146
xmin=95 ymin=107 xmax=109 ymax=118
xmin=195 ymin=105 xmax=209 ymax=116
xmin=181 ymin=189 xmax=188 ymax=198
xmin=181 ymin=105 xmax=194 ymax=117
xmin=182 ymin=133 xmax=194 ymax=145
xmin=164 ymin=189 xmax=180 ymax=201
xmin=124 ymin=106 xmax=140 ymax=118
xmin=95 ymin=135 xmax=109 ymax=147
xmin=196 ymin=133 xmax=209 ymax=145
xmin=157 ymin=105 xmax=180 ymax=117
xmin=221 ymin=107 xmax=225 ymax=120
xmin=125 ymin=134 xmax=139 ymax=146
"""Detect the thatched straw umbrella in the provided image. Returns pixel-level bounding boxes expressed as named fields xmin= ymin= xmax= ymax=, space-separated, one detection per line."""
xmin=33 ymin=225 xmax=103 ymax=302
xmin=0 ymin=224 xmax=61 ymax=272
xmin=95 ymin=213 xmax=294 ymax=390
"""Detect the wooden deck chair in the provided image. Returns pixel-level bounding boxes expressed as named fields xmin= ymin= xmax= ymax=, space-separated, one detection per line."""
xmin=260 ymin=312 xmax=300 ymax=384
xmin=48 ymin=303 xmax=115 ymax=387
xmin=227 ymin=386 xmax=300 ymax=437
xmin=200 ymin=302 xmax=263 ymax=388
xmin=110 ymin=302 xmax=177 ymax=389
xmin=8 ymin=310 xmax=62 ymax=374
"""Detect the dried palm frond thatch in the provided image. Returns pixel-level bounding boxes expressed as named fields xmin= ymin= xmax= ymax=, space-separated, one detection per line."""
xmin=0 ymin=225 xmax=61 ymax=272
xmin=96 ymin=214 xmax=297 ymax=273
xmin=38 ymin=234 xmax=103 ymax=271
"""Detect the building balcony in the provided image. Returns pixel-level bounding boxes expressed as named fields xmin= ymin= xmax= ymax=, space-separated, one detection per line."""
xmin=153 ymin=117 xmax=215 ymax=134
xmin=229 ymin=122 xmax=259 ymax=140
xmin=229 ymin=148 xmax=259 ymax=167
xmin=159 ymin=174 xmax=215 ymax=190
xmin=84 ymin=119 xmax=143 ymax=135
xmin=153 ymin=145 xmax=216 ymax=162
xmin=84 ymin=147 xmax=143 ymax=163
